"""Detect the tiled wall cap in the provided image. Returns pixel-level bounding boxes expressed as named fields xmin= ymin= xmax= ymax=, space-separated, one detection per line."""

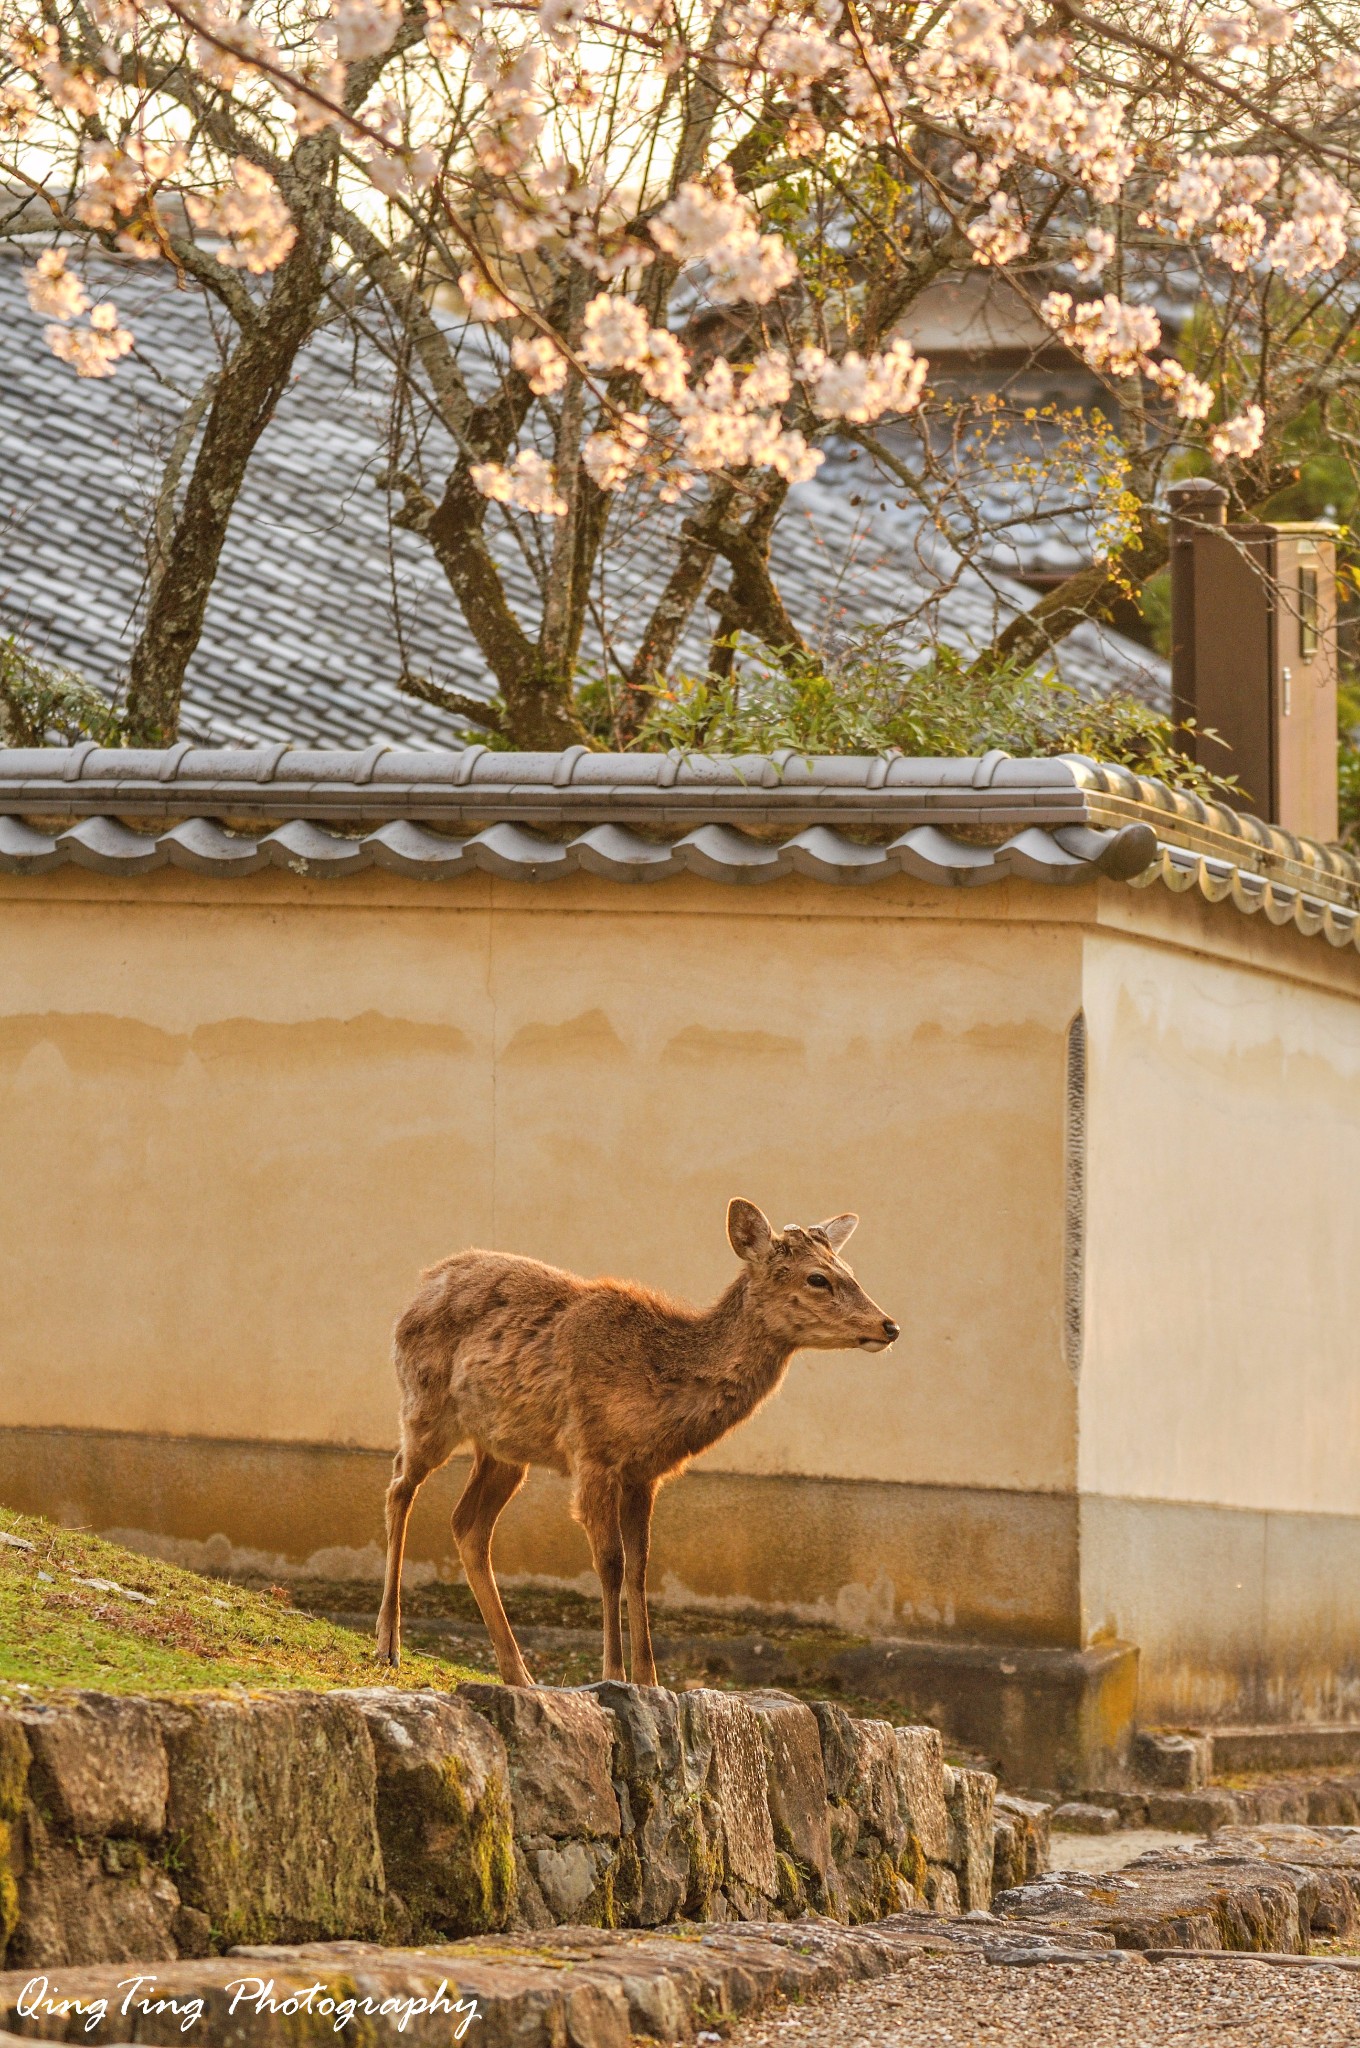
xmin=0 ymin=747 xmax=1357 ymax=908
xmin=0 ymin=804 xmax=1354 ymax=954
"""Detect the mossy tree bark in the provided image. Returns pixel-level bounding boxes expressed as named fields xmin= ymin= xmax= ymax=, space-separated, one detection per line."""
xmin=123 ymin=186 xmax=334 ymax=745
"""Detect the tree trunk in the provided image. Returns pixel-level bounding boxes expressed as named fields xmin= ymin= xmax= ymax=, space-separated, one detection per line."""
xmin=965 ymin=511 xmax=1168 ymax=681
xmin=617 ymin=483 xmax=737 ymax=741
xmin=701 ymin=481 xmax=806 ymax=672
xmin=123 ymin=173 xmax=333 ymax=744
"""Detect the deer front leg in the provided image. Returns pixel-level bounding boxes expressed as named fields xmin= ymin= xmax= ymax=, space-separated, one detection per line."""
xmin=377 ymin=1452 xmax=421 ymax=1667
xmin=576 ymin=1467 xmax=626 ymax=1682
xmin=453 ymin=1450 xmax=535 ymax=1687
xmin=379 ymin=1410 xmax=463 ymax=1667
xmin=620 ymin=1476 xmax=659 ymax=1686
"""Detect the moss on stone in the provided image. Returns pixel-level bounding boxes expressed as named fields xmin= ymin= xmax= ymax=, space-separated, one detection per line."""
xmin=774 ymin=1850 xmax=806 ymax=1916
xmin=584 ymin=1858 xmax=617 ymax=1930
xmin=161 ymin=1695 xmax=386 ymax=1949
xmin=98 ymin=1837 xmax=148 ymax=1879
xmin=0 ymin=1721 xmax=28 ymax=1827
xmin=0 ymin=1819 xmax=18 ymax=1955
xmin=379 ymin=1734 xmax=516 ymax=1940
xmin=900 ymin=1830 xmax=928 ymax=1899
xmin=684 ymin=1812 xmax=723 ymax=1918
xmin=441 ymin=1752 xmax=516 ymax=1934
xmin=612 ymin=1833 xmax=643 ymax=1921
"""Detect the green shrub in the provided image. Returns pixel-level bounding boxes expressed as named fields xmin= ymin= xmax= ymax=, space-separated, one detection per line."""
xmin=1339 ymin=679 xmax=1360 ymax=848
xmin=632 ymin=633 xmax=1237 ymax=799
xmin=0 ymin=636 xmax=126 ymax=747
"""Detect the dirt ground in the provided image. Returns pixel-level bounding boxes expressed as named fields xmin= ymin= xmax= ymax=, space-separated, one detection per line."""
xmin=253 ymin=1572 xmax=990 ymax=1742
xmin=1047 ymin=1828 xmax=1205 ymax=1873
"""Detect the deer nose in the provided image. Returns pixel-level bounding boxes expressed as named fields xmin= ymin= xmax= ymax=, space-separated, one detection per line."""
xmin=882 ymin=1319 xmax=900 ymax=1341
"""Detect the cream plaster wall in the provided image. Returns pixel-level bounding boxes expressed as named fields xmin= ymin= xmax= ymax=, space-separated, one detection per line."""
xmin=1078 ymin=914 xmax=1360 ymax=1516
xmin=0 ymin=868 xmax=1079 ymax=1496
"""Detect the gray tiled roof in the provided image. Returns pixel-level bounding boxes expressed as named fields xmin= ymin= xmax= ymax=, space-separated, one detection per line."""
xmin=0 ymin=250 xmax=1170 ymax=748
xmin=2 ymin=745 xmax=1356 ymax=950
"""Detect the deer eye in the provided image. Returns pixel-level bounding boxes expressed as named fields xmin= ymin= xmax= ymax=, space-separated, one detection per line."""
xmin=806 ymin=1271 xmax=831 ymax=1290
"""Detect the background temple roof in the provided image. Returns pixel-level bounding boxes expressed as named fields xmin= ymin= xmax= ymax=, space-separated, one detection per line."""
xmin=0 ymin=250 xmax=1170 ymax=749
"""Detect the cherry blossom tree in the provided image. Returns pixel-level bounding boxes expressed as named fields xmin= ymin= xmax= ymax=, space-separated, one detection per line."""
xmin=5 ymin=0 xmax=1360 ymax=745
xmin=2 ymin=0 xmax=434 ymax=741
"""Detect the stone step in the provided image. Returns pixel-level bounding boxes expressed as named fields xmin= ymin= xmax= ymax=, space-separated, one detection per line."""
xmin=1209 ymin=1725 xmax=1360 ymax=1775
xmin=316 ymin=1608 xmax=1136 ymax=1791
xmin=1079 ymin=1778 xmax=1360 ymax=1832
xmin=0 ymin=1682 xmax=998 ymax=1968
xmin=6 ymin=1846 xmax=1352 ymax=2048
xmin=1131 ymin=1722 xmax=1360 ymax=1787
xmin=0 ymin=1917 xmax=1116 ymax=2048
xmin=996 ymin=1823 xmax=1360 ymax=1953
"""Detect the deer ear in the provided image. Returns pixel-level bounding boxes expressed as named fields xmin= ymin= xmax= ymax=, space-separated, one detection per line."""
xmin=817 ymin=1212 xmax=859 ymax=1252
xmin=728 ymin=1198 xmax=773 ymax=1263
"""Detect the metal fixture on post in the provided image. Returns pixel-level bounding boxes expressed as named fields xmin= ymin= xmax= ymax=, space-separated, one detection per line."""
xmin=1167 ymin=479 xmax=1338 ymax=842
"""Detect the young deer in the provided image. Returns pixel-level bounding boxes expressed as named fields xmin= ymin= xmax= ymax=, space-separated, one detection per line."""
xmin=376 ymin=1198 xmax=899 ymax=1687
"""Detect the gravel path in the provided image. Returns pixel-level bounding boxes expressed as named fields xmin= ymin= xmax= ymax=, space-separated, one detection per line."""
xmin=725 ymin=1950 xmax=1360 ymax=2047
xmin=1047 ymin=1828 xmax=1195 ymax=1874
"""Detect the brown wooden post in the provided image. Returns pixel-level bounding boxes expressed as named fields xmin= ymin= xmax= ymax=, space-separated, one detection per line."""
xmin=1167 ymin=477 xmax=1228 ymax=739
xmin=1170 ymin=479 xmax=1338 ymax=839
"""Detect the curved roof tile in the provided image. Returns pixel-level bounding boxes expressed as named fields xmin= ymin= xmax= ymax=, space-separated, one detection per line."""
xmin=1 ymin=746 xmax=1357 ymax=958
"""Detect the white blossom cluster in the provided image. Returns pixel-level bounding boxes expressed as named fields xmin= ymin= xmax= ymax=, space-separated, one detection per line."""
xmin=1148 ymin=360 xmax=1215 ymax=421
xmin=1210 ymin=404 xmax=1266 ymax=459
xmin=470 ymin=315 xmax=928 ymax=512
xmin=1265 ymin=169 xmax=1353 ymax=285
xmin=1202 ymin=0 xmax=1294 ymax=52
xmin=649 ymin=173 xmax=798 ymax=307
xmin=1040 ymin=293 xmax=1162 ymax=379
xmin=24 ymin=249 xmax=132 ymax=377
xmin=75 ymin=136 xmax=186 ymax=256
xmin=25 ymin=246 xmax=90 ymax=322
xmin=184 ymin=159 xmax=297 ymax=272
xmin=795 ymin=340 xmax=928 ymax=423
xmin=965 ymin=192 xmax=1030 ymax=267
xmin=323 ymin=0 xmax=402 ymax=64
xmin=1146 ymin=154 xmax=1354 ymax=286
xmin=716 ymin=0 xmax=906 ymax=151
xmin=915 ymin=0 xmax=1133 ymax=209
xmin=1070 ymin=227 xmax=1115 ymax=279
xmin=511 ymin=334 xmax=569 ymax=396
xmin=469 ymin=448 xmax=568 ymax=515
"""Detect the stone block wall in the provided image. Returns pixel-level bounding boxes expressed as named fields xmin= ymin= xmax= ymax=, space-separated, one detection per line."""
xmin=0 ymin=1683 xmax=999 ymax=1967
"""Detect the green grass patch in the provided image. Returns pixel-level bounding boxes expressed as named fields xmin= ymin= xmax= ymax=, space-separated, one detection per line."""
xmin=0 ymin=1508 xmax=486 ymax=1697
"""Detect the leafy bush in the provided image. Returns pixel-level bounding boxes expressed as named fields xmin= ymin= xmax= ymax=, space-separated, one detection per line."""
xmin=630 ymin=633 xmax=1236 ymax=798
xmin=1339 ymin=678 xmax=1360 ymax=849
xmin=0 ymin=636 xmax=126 ymax=747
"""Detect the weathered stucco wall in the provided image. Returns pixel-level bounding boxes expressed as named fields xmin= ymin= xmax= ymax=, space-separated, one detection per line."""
xmin=1075 ymin=889 xmax=1360 ymax=1721
xmin=3 ymin=863 xmax=1360 ymax=1719
xmin=0 ymin=866 xmax=1082 ymax=1643
xmin=1079 ymin=905 xmax=1360 ymax=1516
xmin=0 ymin=868 xmax=1079 ymax=1488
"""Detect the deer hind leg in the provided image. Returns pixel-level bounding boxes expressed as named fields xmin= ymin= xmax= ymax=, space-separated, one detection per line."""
xmin=574 ymin=1465 xmax=626 ymax=1683
xmin=620 ymin=1476 xmax=659 ymax=1687
xmin=453 ymin=1449 xmax=534 ymax=1688
xmin=377 ymin=1417 xmax=457 ymax=1666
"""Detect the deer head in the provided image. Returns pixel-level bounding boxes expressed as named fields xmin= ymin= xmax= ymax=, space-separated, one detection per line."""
xmin=727 ymin=1198 xmax=900 ymax=1353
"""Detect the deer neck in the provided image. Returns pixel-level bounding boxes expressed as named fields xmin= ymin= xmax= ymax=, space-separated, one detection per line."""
xmin=682 ymin=1273 xmax=793 ymax=1440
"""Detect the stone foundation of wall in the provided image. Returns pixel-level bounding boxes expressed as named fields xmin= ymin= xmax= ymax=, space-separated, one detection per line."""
xmin=0 ymin=1684 xmax=1010 ymax=1968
